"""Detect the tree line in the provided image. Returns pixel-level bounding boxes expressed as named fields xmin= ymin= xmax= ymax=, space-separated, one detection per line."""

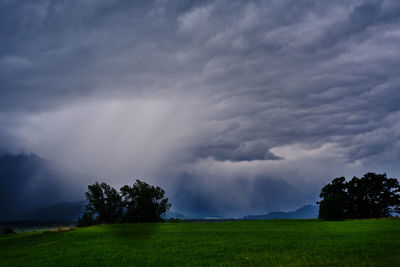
xmin=78 ymin=180 xmax=171 ymax=226
xmin=78 ymin=172 xmax=400 ymax=226
xmin=318 ymin=172 xmax=400 ymax=220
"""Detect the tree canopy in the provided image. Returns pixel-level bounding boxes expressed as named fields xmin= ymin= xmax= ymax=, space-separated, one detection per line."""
xmin=318 ymin=173 xmax=400 ymax=220
xmin=121 ymin=180 xmax=171 ymax=223
xmin=78 ymin=180 xmax=170 ymax=226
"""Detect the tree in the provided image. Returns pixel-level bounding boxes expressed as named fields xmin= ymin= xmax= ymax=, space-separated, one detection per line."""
xmin=120 ymin=180 xmax=171 ymax=223
xmin=77 ymin=210 xmax=96 ymax=227
xmin=318 ymin=177 xmax=348 ymax=220
xmin=347 ymin=173 xmax=400 ymax=218
xmin=77 ymin=180 xmax=171 ymax=226
xmin=318 ymin=173 xmax=400 ymax=220
xmin=78 ymin=182 xmax=123 ymax=226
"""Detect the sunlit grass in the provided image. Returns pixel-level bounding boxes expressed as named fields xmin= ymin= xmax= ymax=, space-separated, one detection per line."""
xmin=1 ymin=219 xmax=399 ymax=266
xmin=45 ymin=226 xmax=74 ymax=233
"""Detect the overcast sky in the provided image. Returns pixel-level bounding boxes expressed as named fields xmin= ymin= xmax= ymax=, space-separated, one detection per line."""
xmin=1 ymin=0 xmax=400 ymax=216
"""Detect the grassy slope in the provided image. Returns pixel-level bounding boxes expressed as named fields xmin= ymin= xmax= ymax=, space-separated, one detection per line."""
xmin=1 ymin=219 xmax=399 ymax=266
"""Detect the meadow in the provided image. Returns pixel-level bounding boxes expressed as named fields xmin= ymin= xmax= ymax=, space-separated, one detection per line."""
xmin=1 ymin=219 xmax=399 ymax=266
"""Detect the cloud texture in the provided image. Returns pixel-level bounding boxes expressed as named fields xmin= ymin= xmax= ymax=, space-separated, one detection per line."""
xmin=1 ymin=0 xmax=400 ymax=216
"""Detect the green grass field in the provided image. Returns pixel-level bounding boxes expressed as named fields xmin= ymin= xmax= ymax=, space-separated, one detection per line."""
xmin=1 ymin=219 xmax=399 ymax=266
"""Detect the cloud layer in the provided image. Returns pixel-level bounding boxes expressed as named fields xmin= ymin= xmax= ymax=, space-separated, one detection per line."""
xmin=1 ymin=0 xmax=400 ymax=216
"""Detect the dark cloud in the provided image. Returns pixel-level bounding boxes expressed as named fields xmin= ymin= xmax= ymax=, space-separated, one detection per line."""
xmin=0 ymin=153 xmax=84 ymax=220
xmin=1 ymin=0 xmax=400 ymax=217
xmin=196 ymin=139 xmax=283 ymax=162
xmin=170 ymin=172 xmax=314 ymax=217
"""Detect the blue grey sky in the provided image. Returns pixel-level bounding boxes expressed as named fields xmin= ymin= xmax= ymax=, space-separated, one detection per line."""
xmin=1 ymin=0 xmax=400 ymax=216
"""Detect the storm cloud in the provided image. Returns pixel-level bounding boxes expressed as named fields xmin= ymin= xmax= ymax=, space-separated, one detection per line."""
xmin=1 ymin=0 xmax=400 ymax=216
xmin=0 ymin=153 xmax=84 ymax=220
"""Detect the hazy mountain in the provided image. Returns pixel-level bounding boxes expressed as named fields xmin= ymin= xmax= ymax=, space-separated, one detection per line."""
xmin=243 ymin=205 xmax=319 ymax=220
xmin=0 ymin=153 xmax=85 ymax=220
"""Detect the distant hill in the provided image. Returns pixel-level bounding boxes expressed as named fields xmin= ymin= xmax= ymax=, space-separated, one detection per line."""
xmin=243 ymin=205 xmax=319 ymax=220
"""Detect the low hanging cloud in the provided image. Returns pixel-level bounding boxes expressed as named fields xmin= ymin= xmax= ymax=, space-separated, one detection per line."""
xmin=0 ymin=153 xmax=84 ymax=220
xmin=1 ymin=0 xmax=400 ymax=216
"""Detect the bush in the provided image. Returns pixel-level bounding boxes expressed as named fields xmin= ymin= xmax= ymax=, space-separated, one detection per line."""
xmin=0 ymin=226 xmax=15 ymax=234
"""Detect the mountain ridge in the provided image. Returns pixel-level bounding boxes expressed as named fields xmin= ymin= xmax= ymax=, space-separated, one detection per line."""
xmin=243 ymin=205 xmax=319 ymax=220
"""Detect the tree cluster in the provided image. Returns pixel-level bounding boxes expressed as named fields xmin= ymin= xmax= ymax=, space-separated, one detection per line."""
xmin=318 ymin=173 xmax=400 ymax=220
xmin=77 ymin=180 xmax=171 ymax=226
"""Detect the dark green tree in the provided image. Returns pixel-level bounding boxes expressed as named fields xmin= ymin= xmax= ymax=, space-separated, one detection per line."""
xmin=78 ymin=182 xmax=123 ymax=225
xmin=317 ymin=177 xmax=348 ymax=220
xmin=347 ymin=173 xmax=400 ymax=218
xmin=77 ymin=210 xmax=96 ymax=227
xmin=120 ymin=180 xmax=171 ymax=223
xmin=318 ymin=173 xmax=400 ymax=220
